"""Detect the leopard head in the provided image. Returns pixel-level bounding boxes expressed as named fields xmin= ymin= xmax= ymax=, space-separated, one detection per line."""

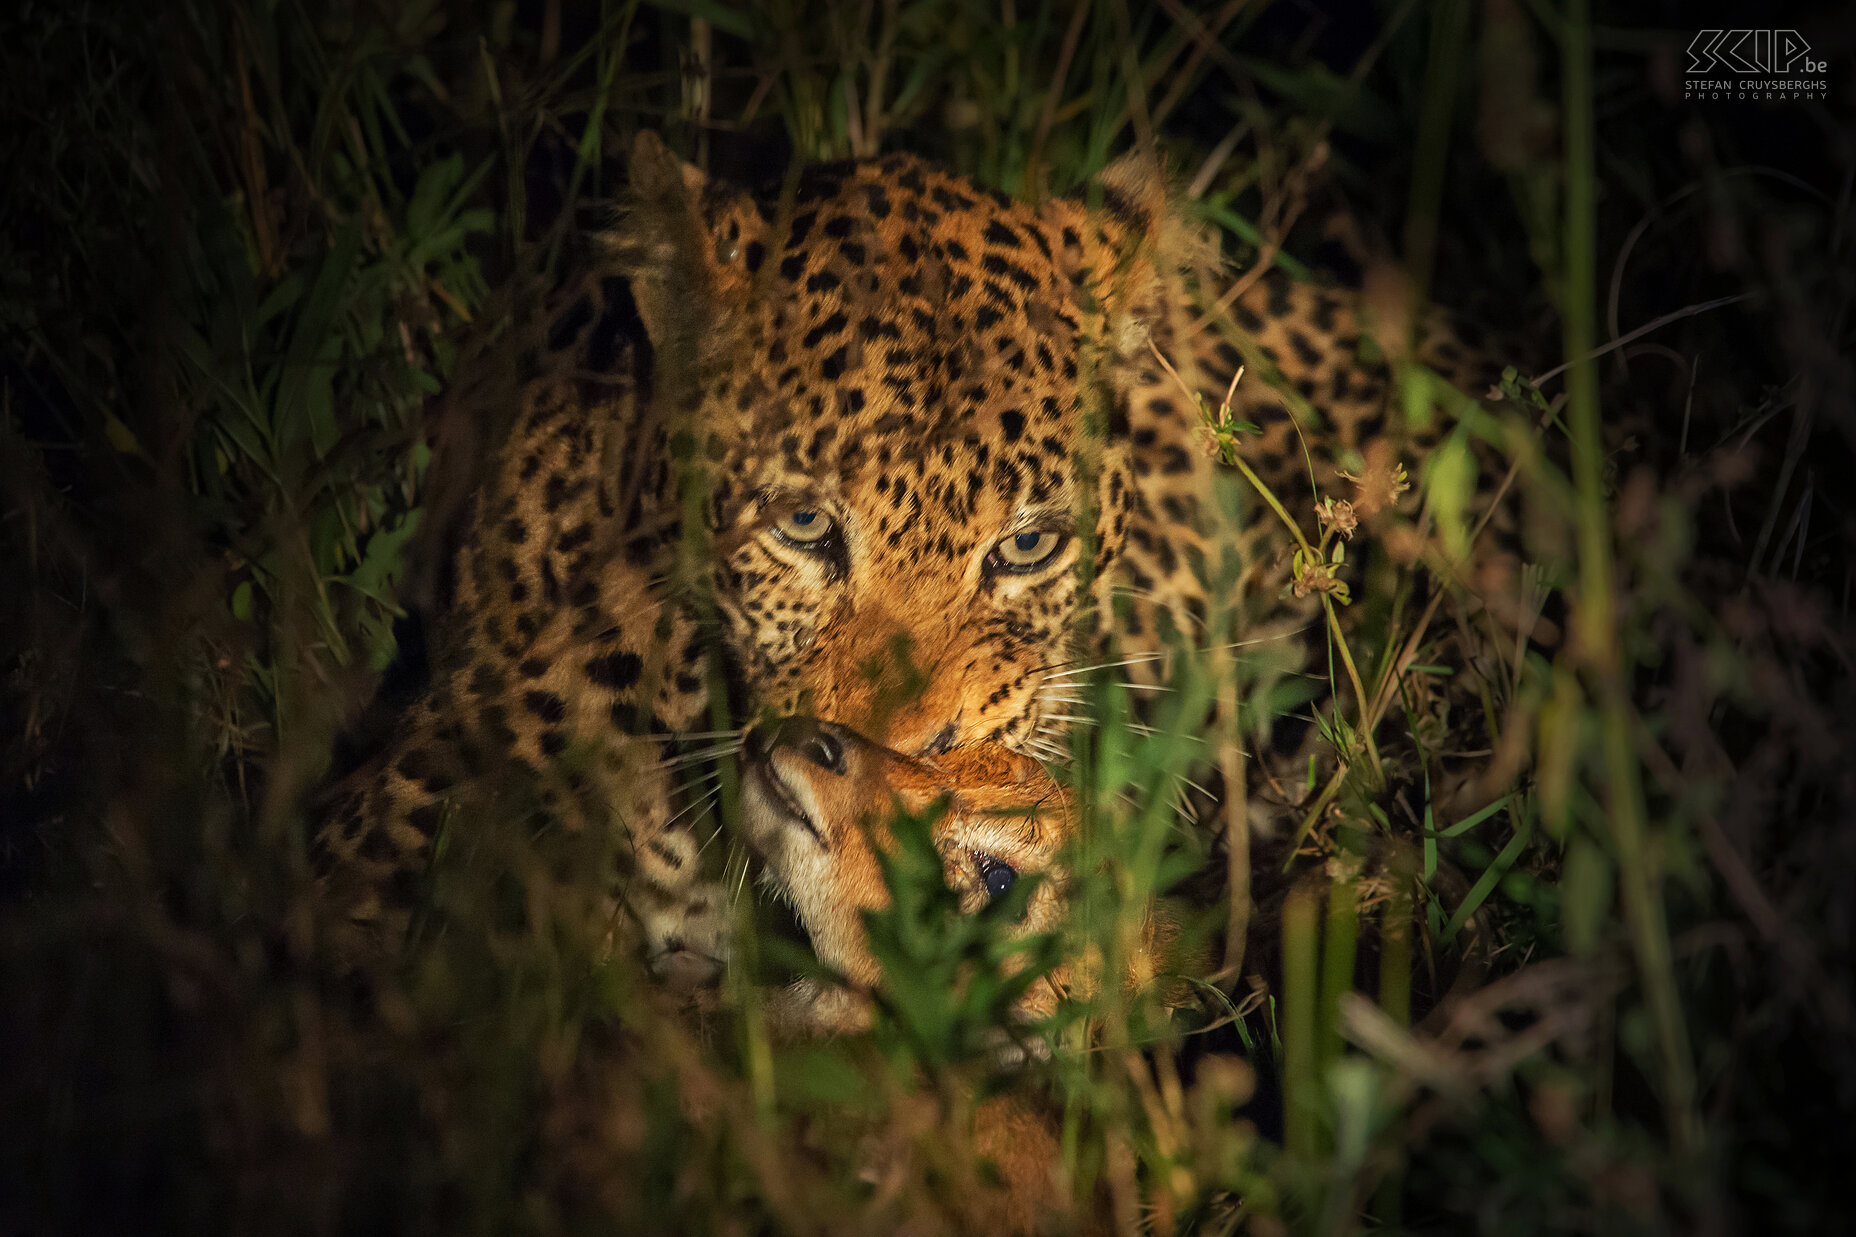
xmin=616 ymin=133 xmax=1200 ymax=757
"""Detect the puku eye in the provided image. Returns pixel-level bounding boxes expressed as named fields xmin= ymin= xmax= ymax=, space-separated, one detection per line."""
xmin=978 ymin=857 xmax=1018 ymax=900
xmin=988 ymin=529 xmax=1065 ymax=572
xmin=772 ymin=508 xmax=835 ymax=546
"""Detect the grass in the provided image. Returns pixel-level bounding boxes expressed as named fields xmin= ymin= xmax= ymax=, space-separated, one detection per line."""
xmin=3 ymin=1 xmax=1853 ymax=1234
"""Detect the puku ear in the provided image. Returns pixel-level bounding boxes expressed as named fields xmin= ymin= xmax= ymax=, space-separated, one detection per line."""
xmin=952 ymin=776 xmax=1073 ymax=850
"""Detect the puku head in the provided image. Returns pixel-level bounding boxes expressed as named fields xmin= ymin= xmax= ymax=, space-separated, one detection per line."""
xmin=740 ymin=715 xmax=1074 ymax=1023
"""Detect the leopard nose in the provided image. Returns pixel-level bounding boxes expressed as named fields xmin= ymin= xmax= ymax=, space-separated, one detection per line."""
xmin=750 ymin=716 xmax=849 ymax=776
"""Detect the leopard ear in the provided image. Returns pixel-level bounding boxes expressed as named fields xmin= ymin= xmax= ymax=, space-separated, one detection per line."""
xmin=609 ymin=131 xmax=775 ymax=385
xmin=1076 ymin=151 xmax=1218 ymax=358
xmin=1097 ymin=149 xmax=1216 ymax=269
xmin=608 ymin=131 xmax=721 ymax=363
xmin=633 ymin=128 xmax=712 ymax=199
xmin=1095 ymin=149 xmax=1169 ymax=233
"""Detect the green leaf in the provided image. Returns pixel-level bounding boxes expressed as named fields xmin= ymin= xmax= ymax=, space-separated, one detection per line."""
xmin=860 ymin=797 xmax=1057 ymax=1069
xmin=1401 ymin=361 xmax=1436 ymax=435
xmin=406 ymin=153 xmax=463 ymax=238
xmin=891 ymin=48 xmax=954 ymax=119
xmin=305 ymin=336 xmax=341 ymax=459
xmin=1231 ymin=57 xmax=1398 ymax=141
xmin=772 ymin=1044 xmax=869 ymax=1109
xmin=1434 ymin=792 xmax=1516 ymax=839
xmin=1442 ymin=810 xmax=1533 ymax=943
xmin=251 ymin=268 xmax=306 ymax=329
xmin=340 ymin=510 xmax=424 ymax=611
xmin=102 ymin=412 xmax=145 ymax=457
xmin=1561 ymin=834 xmax=1614 ymax=957
xmin=1423 ymin=424 xmax=1475 ymax=564
xmin=278 ymin=219 xmax=365 ymax=459
xmin=1194 ymin=201 xmax=1316 ymax=282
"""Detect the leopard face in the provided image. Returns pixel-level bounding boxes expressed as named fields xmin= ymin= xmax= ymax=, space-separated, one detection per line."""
xmin=619 ymin=137 xmax=1190 ymax=759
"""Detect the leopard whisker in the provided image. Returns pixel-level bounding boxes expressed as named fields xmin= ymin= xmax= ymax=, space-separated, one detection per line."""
xmin=1029 ymin=726 xmax=1078 ymax=764
xmin=659 ymin=740 xmax=746 ymax=769
xmin=1037 ymin=652 xmax=1167 ymax=680
xmin=1038 ymin=631 xmax=1316 ymax=683
xmin=675 ymin=768 xmax=724 ymax=795
xmin=1174 ymin=772 xmax=1216 ymax=801
xmin=1028 ymin=651 xmax=1141 ymax=676
xmin=1124 ymin=722 xmax=1205 ymax=744
xmin=1023 ymin=736 xmax=1071 ymax=765
xmin=1046 ymin=712 xmax=1201 ymax=745
xmin=696 ymin=812 xmax=732 ymax=859
xmin=662 ymin=787 xmax=721 ymax=831
xmin=1034 ymin=686 xmax=1167 ymax=718
xmin=1077 ymin=585 xmax=1212 ymax=631
xmin=669 ymin=737 xmax=747 ymax=756
xmin=583 ymin=592 xmax=682 ymax=642
xmin=731 ymin=850 xmax=759 ymax=908
xmin=643 ymin=727 xmax=748 ymax=744
xmin=1170 ymin=785 xmax=1201 ymax=827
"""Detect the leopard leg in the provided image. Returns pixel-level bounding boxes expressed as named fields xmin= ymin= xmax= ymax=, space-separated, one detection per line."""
xmin=313 ymin=578 xmax=731 ymax=983
xmin=315 ymin=372 xmax=732 ymax=979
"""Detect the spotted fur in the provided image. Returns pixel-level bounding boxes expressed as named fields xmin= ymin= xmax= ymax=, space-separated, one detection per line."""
xmin=315 ymin=132 xmax=1516 ymax=978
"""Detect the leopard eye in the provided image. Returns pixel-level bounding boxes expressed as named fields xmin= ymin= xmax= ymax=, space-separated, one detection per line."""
xmin=990 ymin=530 xmax=1064 ymax=572
xmin=773 ymin=508 xmax=834 ymax=546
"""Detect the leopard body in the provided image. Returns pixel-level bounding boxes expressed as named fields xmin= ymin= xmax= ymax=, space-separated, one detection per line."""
xmin=315 ymin=132 xmax=1515 ymax=977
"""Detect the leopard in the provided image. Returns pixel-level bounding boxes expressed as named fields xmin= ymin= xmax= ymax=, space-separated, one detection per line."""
xmin=313 ymin=129 xmax=1524 ymax=988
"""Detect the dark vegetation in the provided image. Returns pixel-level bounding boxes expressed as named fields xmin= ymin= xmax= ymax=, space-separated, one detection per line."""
xmin=2 ymin=1 xmax=1852 ymax=1233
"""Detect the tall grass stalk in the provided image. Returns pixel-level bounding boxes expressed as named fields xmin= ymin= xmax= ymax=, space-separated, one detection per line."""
xmin=1559 ymin=0 xmax=1696 ymax=1152
xmin=1402 ymin=0 xmax=1470 ymax=314
xmin=1371 ymin=882 xmax=1412 ymax=1225
xmin=1281 ymin=881 xmax=1323 ymax=1169
xmin=1318 ymin=875 xmax=1360 ymax=1075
